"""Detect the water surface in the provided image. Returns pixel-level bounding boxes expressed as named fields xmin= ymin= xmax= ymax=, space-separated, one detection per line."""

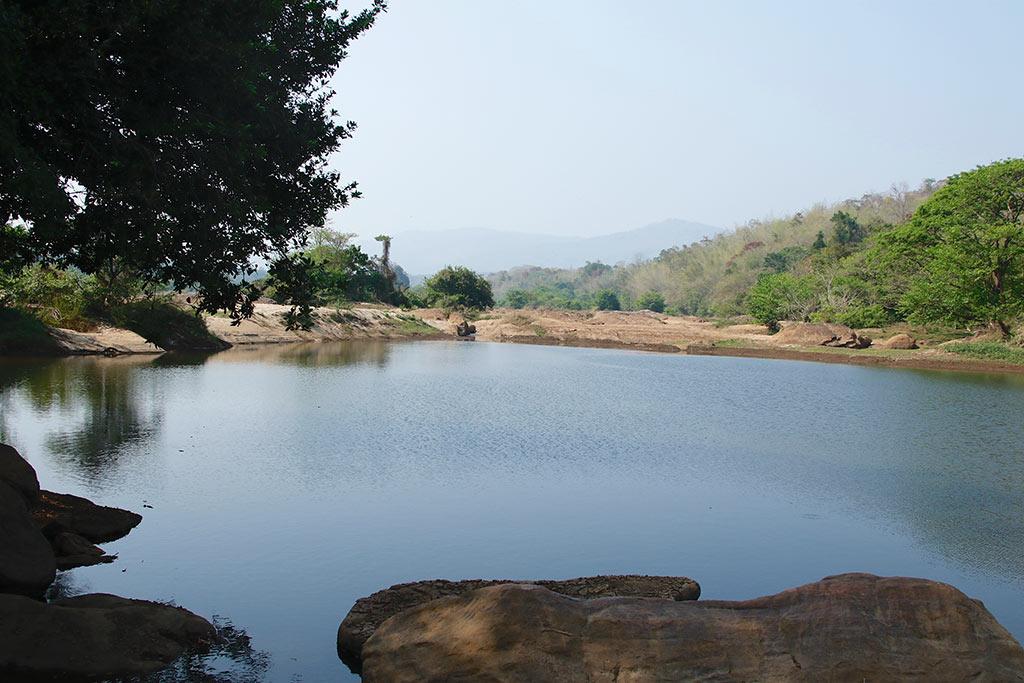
xmin=1 ymin=341 xmax=1022 ymax=680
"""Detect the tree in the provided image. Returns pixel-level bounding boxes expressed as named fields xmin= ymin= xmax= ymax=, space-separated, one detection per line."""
xmin=423 ymin=266 xmax=494 ymax=310
xmin=831 ymin=211 xmax=866 ymax=246
xmin=878 ymin=159 xmax=1024 ymax=335
xmin=594 ymin=289 xmax=621 ymax=311
xmin=501 ymin=289 xmax=531 ymax=309
xmin=375 ymin=234 xmax=394 ymax=291
xmin=746 ymin=273 xmax=816 ymax=333
xmin=635 ymin=291 xmax=665 ymax=312
xmin=0 ymin=1 xmax=385 ymax=325
xmin=812 ymin=231 xmax=827 ymax=250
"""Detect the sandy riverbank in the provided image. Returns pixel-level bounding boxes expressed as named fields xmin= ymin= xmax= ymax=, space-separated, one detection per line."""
xmin=411 ymin=308 xmax=1024 ymax=375
xmin=28 ymin=304 xmax=1024 ymax=376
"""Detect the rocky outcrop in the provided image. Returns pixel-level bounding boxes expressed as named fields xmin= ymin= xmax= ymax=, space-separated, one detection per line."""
xmin=33 ymin=489 xmax=142 ymax=543
xmin=360 ymin=573 xmax=1024 ymax=683
xmin=1 ymin=443 xmax=141 ymax=586
xmin=0 ymin=442 xmax=41 ymax=506
xmin=339 ymin=575 xmax=700 ymax=672
xmin=0 ymin=481 xmax=56 ymax=595
xmin=771 ymin=322 xmax=872 ymax=349
xmin=878 ymin=332 xmax=919 ymax=349
xmin=0 ymin=592 xmax=216 ymax=680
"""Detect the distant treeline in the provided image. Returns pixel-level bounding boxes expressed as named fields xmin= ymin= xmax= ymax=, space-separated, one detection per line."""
xmin=490 ymin=159 xmax=1024 ymax=338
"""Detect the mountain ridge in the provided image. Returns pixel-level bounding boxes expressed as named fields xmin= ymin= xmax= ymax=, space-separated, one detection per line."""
xmin=354 ymin=218 xmax=721 ymax=275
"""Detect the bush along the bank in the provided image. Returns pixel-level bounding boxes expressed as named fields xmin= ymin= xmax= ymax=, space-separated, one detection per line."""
xmin=422 ymin=266 xmax=495 ymax=312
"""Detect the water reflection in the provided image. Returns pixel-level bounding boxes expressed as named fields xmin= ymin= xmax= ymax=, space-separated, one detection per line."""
xmin=2 ymin=342 xmax=1023 ymax=679
xmin=139 ymin=617 xmax=272 ymax=683
xmin=0 ymin=357 xmax=164 ymax=481
xmin=204 ymin=340 xmax=394 ymax=368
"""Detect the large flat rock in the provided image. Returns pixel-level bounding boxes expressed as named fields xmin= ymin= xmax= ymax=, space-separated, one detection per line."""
xmin=0 ymin=592 xmax=216 ymax=680
xmin=361 ymin=573 xmax=1024 ymax=682
xmin=339 ymin=575 xmax=700 ymax=672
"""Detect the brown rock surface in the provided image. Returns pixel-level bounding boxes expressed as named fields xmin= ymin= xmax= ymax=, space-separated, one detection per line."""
xmin=0 ymin=592 xmax=216 ymax=680
xmin=771 ymin=321 xmax=872 ymax=349
xmin=339 ymin=574 xmax=700 ymax=672
xmin=52 ymin=531 xmax=117 ymax=570
xmin=33 ymin=490 xmax=142 ymax=543
xmin=361 ymin=573 xmax=1024 ymax=683
xmin=879 ymin=332 xmax=919 ymax=349
xmin=0 ymin=481 xmax=56 ymax=596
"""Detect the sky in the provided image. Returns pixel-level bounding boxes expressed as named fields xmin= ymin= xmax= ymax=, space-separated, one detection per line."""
xmin=329 ymin=0 xmax=1024 ymax=237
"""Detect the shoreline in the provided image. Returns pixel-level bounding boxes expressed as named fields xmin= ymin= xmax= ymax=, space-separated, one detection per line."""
xmin=7 ymin=304 xmax=1024 ymax=377
xmin=481 ymin=336 xmax=1024 ymax=375
xmin=684 ymin=343 xmax=1024 ymax=375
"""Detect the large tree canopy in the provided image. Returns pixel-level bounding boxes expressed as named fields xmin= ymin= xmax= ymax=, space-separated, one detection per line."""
xmin=878 ymin=159 xmax=1024 ymax=334
xmin=0 ymin=0 xmax=384 ymax=320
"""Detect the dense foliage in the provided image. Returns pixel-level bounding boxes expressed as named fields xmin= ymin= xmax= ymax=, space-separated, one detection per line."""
xmin=877 ymin=159 xmax=1024 ymax=335
xmin=422 ymin=266 xmax=494 ymax=310
xmin=0 ymin=0 xmax=384 ymax=323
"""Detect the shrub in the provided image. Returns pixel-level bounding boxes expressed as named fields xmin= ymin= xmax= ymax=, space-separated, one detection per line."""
xmin=594 ymin=289 xmax=621 ymax=311
xmin=746 ymin=273 xmax=816 ymax=333
xmin=0 ymin=265 xmax=96 ymax=331
xmin=111 ymin=300 xmax=228 ymax=351
xmin=0 ymin=307 xmax=61 ymax=354
xmin=423 ymin=266 xmax=494 ymax=310
xmin=635 ymin=291 xmax=666 ymax=312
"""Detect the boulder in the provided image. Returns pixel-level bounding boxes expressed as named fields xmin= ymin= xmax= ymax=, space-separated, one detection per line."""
xmin=360 ymin=573 xmax=1024 ymax=683
xmin=0 ymin=592 xmax=217 ymax=680
xmin=339 ymin=575 xmax=700 ymax=672
xmin=33 ymin=489 xmax=142 ymax=543
xmin=52 ymin=531 xmax=116 ymax=570
xmin=0 ymin=481 xmax=56 ymax=596
xmin=0 ymin=443 xmax=41 ymax=507
xmin=878 ymin=332 xmax=919 ymax=349
xmin=772 ymin=322 xmax=872 ymax=349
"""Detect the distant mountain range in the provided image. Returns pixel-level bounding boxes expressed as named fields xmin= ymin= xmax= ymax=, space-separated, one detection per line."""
xmin=354 ymin=219 xmax=721 ymax=276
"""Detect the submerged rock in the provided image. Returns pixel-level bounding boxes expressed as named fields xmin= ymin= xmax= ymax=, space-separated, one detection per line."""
xmin=33 ymin=489 xmax=142 ymax=543
xmin=772 ymin=322 xmax=872 ymax=349
xmin=0 ymin=481 xmax=56 ymax=596
xmin=338 ymin=574 xmax=700 ymax=672
xmin=0 ymin=592 xmax=217 ymax=681
xmin=360 ymin=573 xmax=1024 ymax=682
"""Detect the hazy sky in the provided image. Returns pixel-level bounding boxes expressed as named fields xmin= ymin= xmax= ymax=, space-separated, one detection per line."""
xmin=329 ymin=0 xmax=1024 ymax=237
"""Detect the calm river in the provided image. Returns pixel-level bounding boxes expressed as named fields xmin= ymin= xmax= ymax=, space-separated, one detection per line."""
xmin=1 ymin=341 xmax=1022 ymax=681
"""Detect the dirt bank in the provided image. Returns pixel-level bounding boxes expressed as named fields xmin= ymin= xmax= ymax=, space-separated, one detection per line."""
xmin=40 ymin=303 xmax=445 ymax=355
xmin=412 ymin=308 xmax=1024 ymax=375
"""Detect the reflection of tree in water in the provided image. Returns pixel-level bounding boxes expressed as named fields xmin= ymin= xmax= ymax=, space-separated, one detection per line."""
xmin=141 ymin=617 xmax=271 ymax=683
xmin=213 ymin=340 xmax=392 ymax=368
xmin=0 ymin=356 xmax=165 ymax=481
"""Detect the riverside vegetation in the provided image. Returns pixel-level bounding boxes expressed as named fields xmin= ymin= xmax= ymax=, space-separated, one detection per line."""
xmin=491 ymin=159 xmax=1024 ymax=359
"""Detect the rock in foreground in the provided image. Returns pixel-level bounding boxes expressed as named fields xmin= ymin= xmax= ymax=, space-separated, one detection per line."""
xmin=361 ymin=573 xmax=1024 ymax=683
xmin=339 ymin=574 xmax=700 ymax=672
xmin=0 ymin=592 xmax=217 ymax=681
xmin=0 ymin=481 xmax=56 ymax=595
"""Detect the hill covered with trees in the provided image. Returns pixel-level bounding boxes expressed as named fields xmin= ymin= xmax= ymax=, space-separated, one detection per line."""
xmin=492 ymin=160 xmax=1024 ymax=341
